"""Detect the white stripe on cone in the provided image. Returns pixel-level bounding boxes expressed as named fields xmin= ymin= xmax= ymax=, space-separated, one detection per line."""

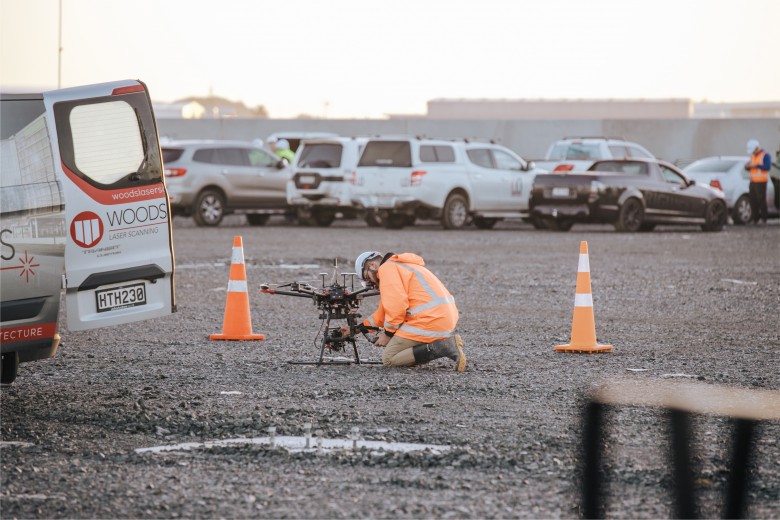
xmin=231 ymin=247 xmax=245 ymax=265
xmin=578 ymin=253 xmax=590 ymax=273
xmin=227 ymin=280 xmax=248 ymax=293
xmin=574 ymin=293 xmax=593 ymax=307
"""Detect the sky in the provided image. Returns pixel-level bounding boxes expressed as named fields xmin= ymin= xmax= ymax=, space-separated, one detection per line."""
xmin=1 ymin=0 xmax=779 ymax=119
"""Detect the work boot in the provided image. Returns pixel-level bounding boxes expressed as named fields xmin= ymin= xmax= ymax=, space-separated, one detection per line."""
xmin=412 ymin=335 xmax=466 ymax=371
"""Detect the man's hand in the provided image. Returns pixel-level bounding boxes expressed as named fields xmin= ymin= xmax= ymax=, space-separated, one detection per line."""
xmin=374 ymin=333 xmax=391 ymax=347
xmin=339 ymin=326 xmax=350 ymax=337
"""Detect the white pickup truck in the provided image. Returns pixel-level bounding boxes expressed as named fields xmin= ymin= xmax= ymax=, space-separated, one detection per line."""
xmin=351 ymin=137 xmax=546 ymax=229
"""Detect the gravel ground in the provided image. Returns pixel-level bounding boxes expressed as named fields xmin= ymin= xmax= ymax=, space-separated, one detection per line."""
xmin=2 ymin=217 xmax=779 ymax=519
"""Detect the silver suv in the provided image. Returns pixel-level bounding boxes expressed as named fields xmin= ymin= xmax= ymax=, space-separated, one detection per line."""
xmin=162 ymin=140 xmax=291 ymax=226
xmin=286 ymin=136 xmax=367 ymax=226
xmin=536 ymin=136 xmax=655 ymax=172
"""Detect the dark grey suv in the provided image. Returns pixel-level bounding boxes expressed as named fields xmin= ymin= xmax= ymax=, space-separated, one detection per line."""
xmin=162 ymin=140 xmax=292 ymax=226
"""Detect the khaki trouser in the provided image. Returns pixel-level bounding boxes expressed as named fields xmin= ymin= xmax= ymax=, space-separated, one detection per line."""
xmin=382 ymin=335 xmax=425 ymax=367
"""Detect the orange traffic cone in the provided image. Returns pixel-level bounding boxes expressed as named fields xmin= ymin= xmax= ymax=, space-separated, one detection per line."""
xmin=555 ymin=241 xmax=612 ymax=353
xmin=210 ymin=236 xmax=265 ymax=341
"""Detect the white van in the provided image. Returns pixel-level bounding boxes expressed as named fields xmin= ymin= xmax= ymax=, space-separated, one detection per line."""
xmin=1 ymin=80 xmax=176 ymax=385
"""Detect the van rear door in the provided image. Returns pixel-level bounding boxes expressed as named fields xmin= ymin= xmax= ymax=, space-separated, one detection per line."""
xmin=43 ymin=80 xmax=175 ymax=330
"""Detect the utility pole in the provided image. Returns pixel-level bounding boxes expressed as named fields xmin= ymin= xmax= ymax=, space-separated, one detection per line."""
xmin=57 ymin=0 xmax=62 ymax=88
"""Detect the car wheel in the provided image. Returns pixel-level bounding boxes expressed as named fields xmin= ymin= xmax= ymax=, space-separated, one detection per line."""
xmin=701 ymin=199 xmax=727 ymax=232
xmin=1 ymin=352 xmax=18 ymax=385
xmin=384 ymin=213 xmax=407 ymax=230
xmin=246 ymin=214 xmax=270 ymax=226
xmin=639 ymin=223 xmax=656 ymax=232
xmin=732 ymin=195 xmax=752 ymax=225
xmin=473 ymin=217 xmax=498 ymax=229
xmin=364 ymin=212 xmax=383 ymax=227
xmin=441 ymin=193 xmax=469 ymax=229
xmin=545 ymin=218 xmax=574 ymax=232
xmin=530 ymin=216 xmax=548 ymax=230
xmin=193 ymin=190 xmax=225 ymax=227
xmin=615 ymin=198 xmax=644 ymax=232
xmin=312 ymin=209 xmax=336 ymax=227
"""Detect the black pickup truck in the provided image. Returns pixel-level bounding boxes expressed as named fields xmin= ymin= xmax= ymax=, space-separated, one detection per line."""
xmin=528 ymin=158 xmax=728 ymax=232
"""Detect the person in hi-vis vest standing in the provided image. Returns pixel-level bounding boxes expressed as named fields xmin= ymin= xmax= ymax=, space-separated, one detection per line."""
xmin=350 ymin=251 xmax=466 ymax=371
xmin=744 ymin=139 xmax=772 ymax=224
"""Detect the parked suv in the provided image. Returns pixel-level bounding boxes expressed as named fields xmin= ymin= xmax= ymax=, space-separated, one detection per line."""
xmin=286 ymin=136 xmax=367 ymax=226
xmin=162 ymin=140 xmax=291 ymax=226
xmin=536 ymin=137 xmax=655 ymax=172
xmin=351 ymin=136 xmax=544 ymax=229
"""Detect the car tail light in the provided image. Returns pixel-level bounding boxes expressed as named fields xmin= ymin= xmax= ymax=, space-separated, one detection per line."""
xmin=554 ymin=164 xmax=574 ymax=172
xmin=410 ymin=170 xmax=426 ymax=186
xmin=164 ymin=167 xmax=187 ymax=178
xmin=709 ymin=179 xmax=722 ymax=190
xmin=347 ymin=170 xmax=358 ymax=185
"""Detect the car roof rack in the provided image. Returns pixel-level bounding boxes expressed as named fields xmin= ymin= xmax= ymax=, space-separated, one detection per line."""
xmin=562 ymin=136 xmax=627 ymax=141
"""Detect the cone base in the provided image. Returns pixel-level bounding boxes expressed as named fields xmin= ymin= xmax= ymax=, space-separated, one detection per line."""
xmin=210 ymin=333 xmax=266 ymax=341
xmin=554 ymin=343 xmax=612 ymax=353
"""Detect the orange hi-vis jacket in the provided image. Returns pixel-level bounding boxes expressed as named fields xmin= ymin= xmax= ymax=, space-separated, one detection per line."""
xmin=362 ymin=253 xmax=458 ymax=342
xmin=749 ymin=150 xmax=769 ymax=183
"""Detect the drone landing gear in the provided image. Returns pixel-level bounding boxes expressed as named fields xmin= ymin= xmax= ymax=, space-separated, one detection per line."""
xmin=288 ymin=316 xmax=382 ymax=366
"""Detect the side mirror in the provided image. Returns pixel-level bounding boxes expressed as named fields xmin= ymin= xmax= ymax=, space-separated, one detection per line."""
xmin=277 ymin=158 xmax=289 ymax=169
xmin=525 ymin=161 xmax=536 ymax=171
xmin=688 ymin=179 xmax=696 ymax=186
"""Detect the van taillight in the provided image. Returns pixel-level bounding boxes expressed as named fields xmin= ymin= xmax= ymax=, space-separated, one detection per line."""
xmin=410 ymin=170 xmax=426 ymax=186
xmin=710 ymin=179 xmax=722 ymax=190
xmin=164 ymin=167 xmax=187 ymax=178
xmin=554 ymin=164 xmax=574 ymax=172
xmin=348 ymin=170 xmax=357 ymax=185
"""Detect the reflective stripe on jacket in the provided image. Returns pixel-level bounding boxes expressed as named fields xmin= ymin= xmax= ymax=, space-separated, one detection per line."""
xmin=363 ymin=253 xmax=458 ymax=342
xmin=749 ymin=150 xmax=769 ymax=183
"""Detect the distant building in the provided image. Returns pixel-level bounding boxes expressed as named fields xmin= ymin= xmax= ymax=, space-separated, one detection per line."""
xmin=153 ymin=96 xmax=266 ymax=119
xmin=421 ymin=98 xmax=780 ymax=120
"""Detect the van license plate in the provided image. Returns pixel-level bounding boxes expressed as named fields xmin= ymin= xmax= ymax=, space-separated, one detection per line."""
xmin=96 ymin=283 xmax=147 ymax=313
xmin=298 ymin=175 xmax=316 ymax=185
xmin=551 ymin=187 xmax=570 ymax=198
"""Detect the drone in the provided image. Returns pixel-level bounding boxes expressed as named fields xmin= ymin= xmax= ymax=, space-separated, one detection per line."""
xmin=260 ymin=259 xmax=381 ymax=365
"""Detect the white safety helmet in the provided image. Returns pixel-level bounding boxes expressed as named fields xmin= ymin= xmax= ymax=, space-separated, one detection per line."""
xmin=355 ymin=251 xmax=382 ymax=285
xmin=276 ymin=138 xmax=290 ymax=150
xmin=746 ymin=139 xmax=760 ymax=154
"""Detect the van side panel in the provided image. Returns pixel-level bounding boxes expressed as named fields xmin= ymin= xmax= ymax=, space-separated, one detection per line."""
xmin=0 ymin=97 xmax=65 ymax=360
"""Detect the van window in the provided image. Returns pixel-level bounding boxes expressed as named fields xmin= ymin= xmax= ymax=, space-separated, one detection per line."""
xmin=0 ymin=102 xmax=61 ymax=213
xmin=420 ymin=145 xmax=455 ymax=163
xmin=70 ymin=101 xmax=144 ymax=184
xmin=53 ymin=91 xmax=163 ymax=188
xmin=297 ymin=143 xmax=343 ymax=168
xmin=358 ymin=141 xmax=412 ymax=167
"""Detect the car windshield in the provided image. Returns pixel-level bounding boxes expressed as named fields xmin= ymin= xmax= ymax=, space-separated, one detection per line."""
xmin=549 ymin=143 xmax=601 ymax=160
xmin=684 ymin=159 xmax=740 ymax=173
xmin=297 ymin=143 xmax=343 ymax=168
